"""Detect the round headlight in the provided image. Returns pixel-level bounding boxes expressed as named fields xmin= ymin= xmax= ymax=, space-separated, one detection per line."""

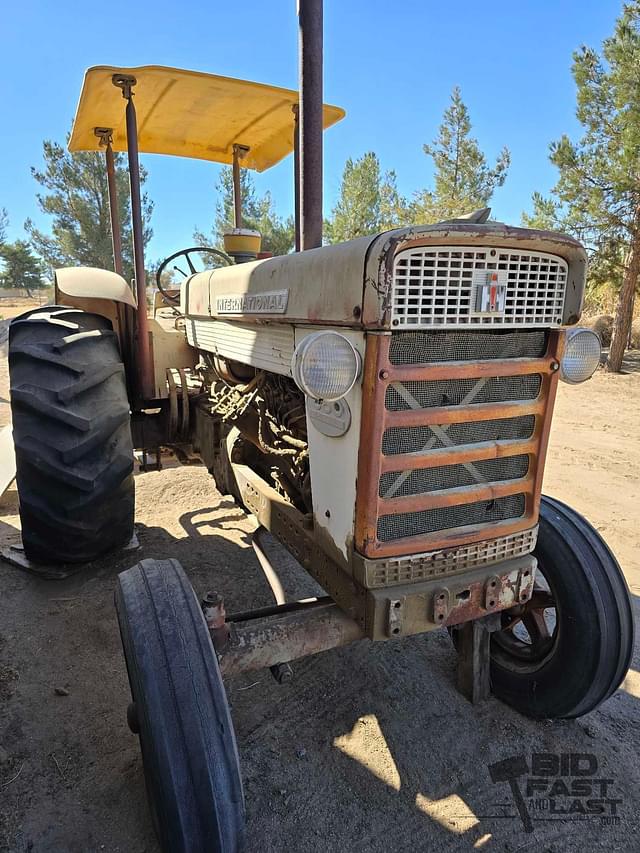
xmin=291 ymin=332 xmax=361 ymax=401
xmin=560 ymin=328 xmax=601 ymax=384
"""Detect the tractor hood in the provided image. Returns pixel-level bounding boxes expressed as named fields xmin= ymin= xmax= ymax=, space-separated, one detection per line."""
xmin=182 ymin=222 xmax=586 ymax=329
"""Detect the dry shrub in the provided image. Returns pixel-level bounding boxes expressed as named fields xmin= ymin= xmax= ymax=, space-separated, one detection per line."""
xmin=583 ymin=314 xmax=614 ymax=346
xmin=630 ymin=319 xmax=640 ymax=350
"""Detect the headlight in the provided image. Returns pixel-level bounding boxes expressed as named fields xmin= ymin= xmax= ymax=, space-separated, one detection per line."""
xmin=291 ymin=332 xmax=361 ymax=401
xmin=560 ymin=328 xmax=601 ymax=384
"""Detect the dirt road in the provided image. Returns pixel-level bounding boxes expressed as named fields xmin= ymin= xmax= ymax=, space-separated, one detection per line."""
xmin=1 ymin=329 xmax=639 ymax=853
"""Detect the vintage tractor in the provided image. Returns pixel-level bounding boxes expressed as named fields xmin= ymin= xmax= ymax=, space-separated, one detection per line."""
xmin=5 ymin=4 xmax=634 ymax=850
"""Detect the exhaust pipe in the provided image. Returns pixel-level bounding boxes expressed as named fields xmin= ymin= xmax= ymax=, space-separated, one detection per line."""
xmin=298 ymin=0 xmax=323 ymax=250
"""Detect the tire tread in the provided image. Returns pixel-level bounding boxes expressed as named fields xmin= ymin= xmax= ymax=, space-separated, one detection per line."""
xmin=8 ymin=307 xmax=134 ymax=564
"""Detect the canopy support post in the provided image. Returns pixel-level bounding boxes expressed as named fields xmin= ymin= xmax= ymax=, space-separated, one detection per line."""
xmin=298 ymin=0 xmax=324 ymax=250
xmin=95 ymin=126 xmax=135 ymax=397
xmin=232 ymin=144 xmax=243 ymax=229
xmin=95 ymin=127 xmax=123 ymax=276
xmin=232 ymin=144 xmax=250 ymax=230
xmin=112 ymin=73 xmax=154 ymax=401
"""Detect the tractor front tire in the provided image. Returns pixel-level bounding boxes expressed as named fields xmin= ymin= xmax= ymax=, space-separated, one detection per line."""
xmin=8 ymin=306 xmax=134 ymax=564
xmin=488 ymin=496 xmax=634 ymax=719
xmin=116 ymin=558 xmax=245 ymax=853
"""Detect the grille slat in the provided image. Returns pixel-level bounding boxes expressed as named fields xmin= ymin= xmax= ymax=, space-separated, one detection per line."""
xmin=392 ymin=247 xmax=567 ymax=328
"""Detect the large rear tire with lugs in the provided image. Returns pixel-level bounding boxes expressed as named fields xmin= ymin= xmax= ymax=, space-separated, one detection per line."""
xmin=8 ymin=306 xmax=134 ymax=564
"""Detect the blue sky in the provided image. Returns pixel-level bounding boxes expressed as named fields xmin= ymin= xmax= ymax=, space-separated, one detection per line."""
xmin=1 ymin=0 xmax=621 ymax=263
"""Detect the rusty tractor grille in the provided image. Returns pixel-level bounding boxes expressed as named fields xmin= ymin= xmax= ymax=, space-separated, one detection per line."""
xmin=391 ymin=246 xmax=567 ymax=328
xmin=355 ymin=527 xmax=539 ymax=588
xmin=355 ymin=329 xmax=562 ymax=559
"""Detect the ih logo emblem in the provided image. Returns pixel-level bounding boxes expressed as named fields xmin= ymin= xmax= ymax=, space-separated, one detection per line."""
xmin=474 ymin=270 xmax=507 ymax=315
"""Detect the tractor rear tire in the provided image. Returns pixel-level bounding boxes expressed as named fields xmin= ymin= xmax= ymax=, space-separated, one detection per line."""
xmin=115 ymin=558 xmax=245 ymax=853
xmin=8 ymin=306 xmax=134 ymax=564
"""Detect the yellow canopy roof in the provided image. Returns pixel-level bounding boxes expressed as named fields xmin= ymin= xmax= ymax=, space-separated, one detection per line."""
xmin=68 ymin=65 xmax=345 ymax=172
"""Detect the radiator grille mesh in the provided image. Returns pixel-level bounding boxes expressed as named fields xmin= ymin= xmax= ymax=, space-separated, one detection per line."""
xmin=382 ymin=416 xmax=536 ymax=456
xmin=377 ymin=495 xmax=527 ymax=542
xmin=388 ymin=330 xmax=547 ymax=364
xmin=373 ymin=329 xmax=543 ymax=546
xmin=379 ymin=455 xmax=530 ymax=498
xmin=392 ymin=247 xmax=567 ymax=328
xmin=386 ymin=375 xmax=542 ymax=410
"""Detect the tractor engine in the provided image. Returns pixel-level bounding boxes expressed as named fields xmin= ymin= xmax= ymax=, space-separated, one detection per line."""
xmin=185 ymin=217 xmax=594 ymax=639
xmin=200 ymin=359 xmax=311 ymax=513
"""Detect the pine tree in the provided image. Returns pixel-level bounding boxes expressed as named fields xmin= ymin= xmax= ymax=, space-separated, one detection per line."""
xmin=523 ymin=3 xmax=640 ymax=372
xmin=26 ymin=137 xmax=153 ymax=281
xmin=325 ymin=152 xmax=407 ymax=244
xmin=0 ymin=240 xmax=45 ymax=297
xmin=413 ymin=87 xmax=510 ymax=223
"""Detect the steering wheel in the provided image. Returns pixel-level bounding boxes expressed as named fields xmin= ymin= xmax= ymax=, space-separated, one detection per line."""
xmin=155 ymin=246 xmax=232 ymax=306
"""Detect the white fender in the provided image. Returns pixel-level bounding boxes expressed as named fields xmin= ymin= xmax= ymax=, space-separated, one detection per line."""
xmin=55 ymin=267 xmax=137 ymax=308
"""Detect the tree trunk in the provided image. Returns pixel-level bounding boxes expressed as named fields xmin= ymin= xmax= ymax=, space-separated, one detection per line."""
xmin=606 ymin=227 xmax=640 ymax=373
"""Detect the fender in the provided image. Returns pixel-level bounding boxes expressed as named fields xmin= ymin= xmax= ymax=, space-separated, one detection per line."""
xmin=55 ymin=266 xmax=137 ymax=308
xmin=54 ymin=266 xmax=137 ymax=351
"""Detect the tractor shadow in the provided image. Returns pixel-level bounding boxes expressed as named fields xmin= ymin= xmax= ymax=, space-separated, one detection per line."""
xmin=1 ymin=479 xmax=638 ymax=853
xmin=223 ymin=531 xmax=640 ymax=853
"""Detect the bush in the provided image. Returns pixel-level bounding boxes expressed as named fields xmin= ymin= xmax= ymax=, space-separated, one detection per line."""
xmin=583 ymin=314 xmax=614 ymax=346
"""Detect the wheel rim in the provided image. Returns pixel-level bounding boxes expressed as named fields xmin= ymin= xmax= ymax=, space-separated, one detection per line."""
xmin=492 ymin=561 xmax=559 ymax=669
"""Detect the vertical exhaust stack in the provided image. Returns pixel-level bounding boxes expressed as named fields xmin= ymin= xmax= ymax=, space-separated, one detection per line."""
xmin=298 ymin=0 xmax=323 ymax=250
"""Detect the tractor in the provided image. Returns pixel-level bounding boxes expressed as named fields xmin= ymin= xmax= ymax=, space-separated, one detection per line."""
xmin=5 ymin=2 xmax=634 ymax=850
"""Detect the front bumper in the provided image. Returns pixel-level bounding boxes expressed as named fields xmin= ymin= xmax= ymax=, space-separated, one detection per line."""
xmin=366 ymin=554 xmax=537 ymax=641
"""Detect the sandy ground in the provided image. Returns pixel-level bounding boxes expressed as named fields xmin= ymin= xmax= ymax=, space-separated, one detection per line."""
xmin=1 ymin=307 xmax=639 ymax=853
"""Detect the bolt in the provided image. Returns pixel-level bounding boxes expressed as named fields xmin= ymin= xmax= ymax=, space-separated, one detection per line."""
xmin=352 ymin=305 xmax=362 ymax=319
xmin=379 ymin=369 xmax=389 ymax=380
xmin=550 ymin=360 xmax=560 ymax=372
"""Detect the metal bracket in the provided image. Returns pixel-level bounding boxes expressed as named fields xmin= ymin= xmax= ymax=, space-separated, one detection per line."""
xmin=202 ymin=592 xmax=231 ymax=656
xmin=232 ymin=143 xmax=250 ymax=160
xmin=387 ymin=596 xmax=405 ymax=637
xmin=515 ymin=561 xmax=536 ymax=603
xmin=483 ymin=575 xmax=502 ymax=610
xmin=112 ymin=73 xmax=137 ymax=99
xmin=432 ymin=587 xmax=450 ymax=624
xmin=94 ymin=127 xmax=114 ymax=147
